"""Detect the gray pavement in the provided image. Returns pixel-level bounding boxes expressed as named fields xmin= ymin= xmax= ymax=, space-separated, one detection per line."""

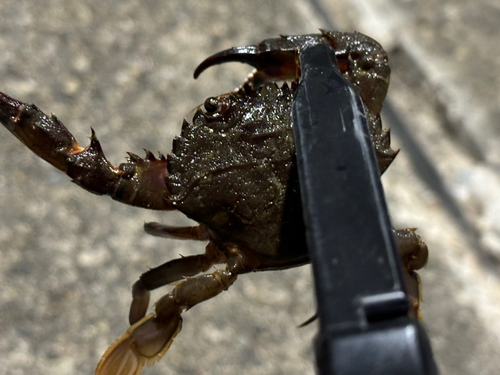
xmin=0 ymin=1 xmax=499 ymax=374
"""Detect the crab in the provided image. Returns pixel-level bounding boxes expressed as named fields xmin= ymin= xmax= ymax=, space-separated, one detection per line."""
xmin=0 ymin=30 xmax=428 ymax=375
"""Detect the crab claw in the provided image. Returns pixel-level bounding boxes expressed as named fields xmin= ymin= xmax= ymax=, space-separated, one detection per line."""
xmin=193 ymin=34 xmax=327 ymax=86
xmin=194 ymin=45 xmax=298 ymax=82
xmin=96 ymin=313 xmax=182 ymax=375
xmin=194 ymin=46 xmax=259 ymax=77
xmin=194 ymin=32 xmax=391 ymax=115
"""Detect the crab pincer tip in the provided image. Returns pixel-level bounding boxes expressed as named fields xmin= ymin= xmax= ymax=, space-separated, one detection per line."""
xmin=193 ymin=46 xmax=260 ymax=79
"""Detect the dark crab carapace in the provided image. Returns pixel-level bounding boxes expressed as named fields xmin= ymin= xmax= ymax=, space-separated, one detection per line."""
xmin=0 ymin=31 xmax=428 ymax=375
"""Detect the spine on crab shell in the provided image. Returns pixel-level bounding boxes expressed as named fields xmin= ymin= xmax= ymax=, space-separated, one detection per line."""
xmin=237 ymin=81 xmax=294 ymax=98
xmin=0 ymin=91 xmax=174 ymax=210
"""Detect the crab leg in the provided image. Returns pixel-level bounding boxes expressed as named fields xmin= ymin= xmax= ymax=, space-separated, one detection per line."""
xmin=393 ymin=228 xmax=428 ymax=317
xmin=129 ymin=242 xmax=226 ymax=324
xmin=0 ymin=92 xmax=173 ymax=210
xmin=97 ymin=251 xmax=243 ymax=375
xmin=143 ymin=222 xmax=210 ymax=240
xmin=394 ymin=228 xmax=428 ymax=271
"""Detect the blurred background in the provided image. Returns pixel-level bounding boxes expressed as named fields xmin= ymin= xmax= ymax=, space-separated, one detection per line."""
xmin=0 ymin=0 xmax=499 ymax=374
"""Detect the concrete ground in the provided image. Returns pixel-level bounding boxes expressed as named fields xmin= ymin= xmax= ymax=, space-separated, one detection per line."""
xmin=0 ymin=0 xmax=498 ymax=374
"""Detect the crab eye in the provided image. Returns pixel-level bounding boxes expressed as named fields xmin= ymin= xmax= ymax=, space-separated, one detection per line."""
xmin=204 ymin=97 xmax=219 ymax=113
xmin=359 ymin=55 xmax=375 ymax=71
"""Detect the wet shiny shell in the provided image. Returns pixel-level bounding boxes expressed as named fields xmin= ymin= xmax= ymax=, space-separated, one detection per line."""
xmin=167 ymin=83 xmax=307 ymax=262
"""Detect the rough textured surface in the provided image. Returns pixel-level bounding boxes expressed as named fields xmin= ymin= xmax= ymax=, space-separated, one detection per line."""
xmin=168 ymin=84 xmax=301 ymax=259
xmin=0 ymin=1 xmax=498 ymax=374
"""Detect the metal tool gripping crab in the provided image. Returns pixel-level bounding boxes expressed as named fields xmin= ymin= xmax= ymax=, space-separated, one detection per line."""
xmin=0 ymin=30 xmax=428 ymax=375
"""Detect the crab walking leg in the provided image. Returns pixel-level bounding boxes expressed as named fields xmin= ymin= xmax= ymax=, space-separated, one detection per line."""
xmin=393 ymin=228 xmax=428 ymax=271
xmin=97 ymin=258 xmax=241 ymax=375
xmin=144 ymin=222 xmax=210 ymax=240
xmin=129 ymin=242 xmax=226 ymax=324
xmin=393 ymin=228 xmax=429 ymax=316
xmin=0 ymin=92 xmax=174 ymax=210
